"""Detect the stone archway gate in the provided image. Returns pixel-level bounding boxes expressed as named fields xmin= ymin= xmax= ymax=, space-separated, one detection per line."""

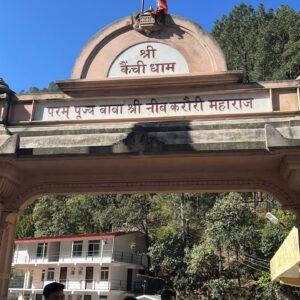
xmin=1 ymin=15 xmax=300 ymax=298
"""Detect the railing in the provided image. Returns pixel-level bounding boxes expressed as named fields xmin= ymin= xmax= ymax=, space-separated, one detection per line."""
xmin=13 ymin=250 xmax=113 ymax=264
xmin=9 ymin=279 xmax=139 ymax=292
xmin=9 ymin=278 xmax=24 ymax=289
xmin=13 ymin=250 xmax=146 ymax=266
xmin=112 ymin=250 xmax=145 ymax=265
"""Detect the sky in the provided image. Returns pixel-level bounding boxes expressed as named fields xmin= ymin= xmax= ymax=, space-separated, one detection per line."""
xmin=1 ymin=0 xmax=300 ymax=92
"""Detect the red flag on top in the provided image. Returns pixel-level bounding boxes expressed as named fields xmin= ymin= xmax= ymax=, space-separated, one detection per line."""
xmin=153 ymin=0 xmax=168 ymax=15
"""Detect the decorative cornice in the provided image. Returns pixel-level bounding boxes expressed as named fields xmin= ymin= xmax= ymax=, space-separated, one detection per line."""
xmin=0 ymin=178 xmax=16 ymax=199
xmin=0 ymin=163 xmax=21 ymax=201
xmin=266 ymin=125 xmax=300 ymax=150
xmin=0 ymin=134 xmax=19 ymax=155
xmin=56 ymin=72 xmax=243 ymax=97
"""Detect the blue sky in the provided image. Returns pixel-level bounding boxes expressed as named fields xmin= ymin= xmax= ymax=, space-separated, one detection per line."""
xmin=1 ymin=0 xmax=299 ymax=92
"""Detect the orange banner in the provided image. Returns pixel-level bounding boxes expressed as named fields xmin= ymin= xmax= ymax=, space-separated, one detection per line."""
xmin=153 ymin=0 xmax=168 ymax=14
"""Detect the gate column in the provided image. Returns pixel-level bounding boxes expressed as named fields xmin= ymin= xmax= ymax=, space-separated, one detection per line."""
xmin=0 ymin=210 xmax=17 ymax=300
xmin=0 ymin=162 xmax=20 ymax=300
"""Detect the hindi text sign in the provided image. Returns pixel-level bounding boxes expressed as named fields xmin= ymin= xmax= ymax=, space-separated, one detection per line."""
xmin=34 ymin=92 xmax=272 ymax=122
xmin=108 ymin=42 xmax=189 ymax=77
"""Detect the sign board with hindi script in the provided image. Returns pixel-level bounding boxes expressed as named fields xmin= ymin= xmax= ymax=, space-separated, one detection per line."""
xmin=33 ymin=92 xmax=272 ymax=122
xmin=108 ymin=42 xmax=189 ymax=77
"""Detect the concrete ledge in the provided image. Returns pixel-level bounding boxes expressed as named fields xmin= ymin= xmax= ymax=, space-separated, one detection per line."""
xmin=57 ymin=72 xmax=243 ymax=98
xmin=266 ymin=124 xmax=300 ymax=149
xmin=0 ymin=135 xmax=19 ymax=155
xmin=5 ymin=116 xmax=300 ymax=156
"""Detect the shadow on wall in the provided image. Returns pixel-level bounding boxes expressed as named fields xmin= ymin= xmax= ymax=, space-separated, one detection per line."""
xmin=92 ymin=120 xmax=195 ymax=155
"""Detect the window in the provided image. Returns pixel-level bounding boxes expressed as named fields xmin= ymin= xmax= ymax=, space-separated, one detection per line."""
xmin=99 ymin=296 xmax=107 ymax=300
xmin=88 ymin=240 xmax=100 ymax=256
xmin=36 ymin=294 xmax=43 ymax=300
xmin=41 ymin=270 xmax=45 ymax=282
xmin=36 ymin=243 xmax=48 ymax=258
xmin=100 ymin=267 xmax=109 ymax=281
xmin=76 ymin=295 xmax=82 ymax=300
xmin=72 ymin=241 xmax=83 ymax=257
xmin=84 ymin=296 xmax=91 ymax=300
xmin=47 ymin=268 xmax=55 ymax=281
xmin=67 ymin=295 xmax=72 ymax=300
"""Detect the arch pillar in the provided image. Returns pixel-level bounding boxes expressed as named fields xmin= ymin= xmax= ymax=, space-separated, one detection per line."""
xmin=0 ymin=162 xmax=20 ymax=300
xmin=0 ymin=210 xmax=17 ymax=300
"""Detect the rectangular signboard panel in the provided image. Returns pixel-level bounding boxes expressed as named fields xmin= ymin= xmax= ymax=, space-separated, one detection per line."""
xmin=33 ymin=92 xmax=272 ymax=122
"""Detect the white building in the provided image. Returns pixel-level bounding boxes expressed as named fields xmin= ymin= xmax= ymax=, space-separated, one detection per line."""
xmin=9 ymin=232 xmax=147 ymax=300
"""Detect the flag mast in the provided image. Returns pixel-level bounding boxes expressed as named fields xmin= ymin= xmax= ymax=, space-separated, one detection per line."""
xmin=141 ymin=0 xmax=145 ymax=12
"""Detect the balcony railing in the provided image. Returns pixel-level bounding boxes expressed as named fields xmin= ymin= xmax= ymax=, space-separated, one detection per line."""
xmin=13 ymin=250 xmax=146 ymax=266
xmin=9 ymin=278 xmax=24 ymax=289
xmin=9 ymin=279 xmax=139 ymax=292
xmin=112 ymin=250 xmax=144 ymax=265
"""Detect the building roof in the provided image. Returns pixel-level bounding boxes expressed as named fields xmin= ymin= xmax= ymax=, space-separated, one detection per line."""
xmin=15 ymin=231 xmax=142 ymax=244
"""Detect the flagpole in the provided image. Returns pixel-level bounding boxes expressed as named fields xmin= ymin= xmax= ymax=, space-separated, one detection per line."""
xmin=141 ymin=0 xmax=145 ymax=12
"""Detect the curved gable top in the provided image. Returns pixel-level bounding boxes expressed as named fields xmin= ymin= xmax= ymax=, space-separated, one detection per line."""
xmin=108 ymin=42 xmax=190 ymax=78
xmin=71 ymin=15 xmax=228 ymax=80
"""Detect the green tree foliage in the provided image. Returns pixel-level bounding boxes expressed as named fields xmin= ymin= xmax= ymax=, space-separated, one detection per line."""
xmin=259 ymin=208 xmax=295 ymax=258
xmin=212 ymin=4 xmax=300 ymax=81
xmin=149 ymin=231 xmax=185 ymax=281
xmin=205 ymin=193 xmax=257 ymax=259
xmin=212 ymin=4 xmax=261 ymax=81
xmin=32 ymin=195 xmax=75 ymax=237
xmin=16 ymin=203 xmax=36 ymax=239
xmin=18 ymin=192 xmax=300 ymax=298
xmin=16 ymin=215 xmax=35 ymax=239
xmin=67 ymin=194 xmax=121 ymax=234
xmin=21 ymin=81 xmax=60 ymax=94
xmin=255 ymin=273 xmax=283 ymax=300
xmin=185 ymin=245 xmax=219 ymax=294
xmin=204 ymin=277 xmax=235 ymax=300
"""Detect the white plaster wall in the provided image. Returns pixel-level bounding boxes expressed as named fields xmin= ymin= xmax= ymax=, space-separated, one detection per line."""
xmin=32 ymin=268 xmax=43 ymax=289
xmin=110 ymin=266 xmax=127 ymax=282
xmin=48 ymin=242 xmax=60 ymax=262
xmin=68 ymin=293 xmax=122 ymax=300
xmin=59 ymin=241 xmax=72 ymax=262
xmin=113 ymin=235 xmax=135 ymax=253
xmin=14 ymin=244 xmax=37 ymax=264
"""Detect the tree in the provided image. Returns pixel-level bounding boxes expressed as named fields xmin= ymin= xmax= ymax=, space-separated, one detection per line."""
xmin=212 ymin=4 xmax=300 ymax=81
xmin=16 ymin=191 xmax=300 ymax=297
xmin=47 ymin=81 xmax=60 ymax=92
xmin=21 ymin=81 xmax=60 ymax=94
xmin=16 ymin=203 xmax=36 ymax=239
xmin=185 ymin=244 xmax=219 ymax=296
xmin=68 ymin=194 xmax=123 ymax=234
xmin=253 ymin=6 xmax=300 ymax=80
xmin=259 ymin=208 xmax=295 ymax=258
xmin=204 ymin=277 xmax=235 ymax=300
xmin=212 ymin=4 xmax=264 ymax=81
xmin=32 ymin=195 xmax=75 ymax=237
xmin=28 ymin=87 xmax=40 ymax=93
xmin=148 ymin=231 xmax=185 ymax=288
xmin=16 ymin=214 xmax=35 ymax=239
xmin=205 ymin=193 xmax=257 ymax=286
xmin=255 ymin=273 xmax=284 ymax=300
